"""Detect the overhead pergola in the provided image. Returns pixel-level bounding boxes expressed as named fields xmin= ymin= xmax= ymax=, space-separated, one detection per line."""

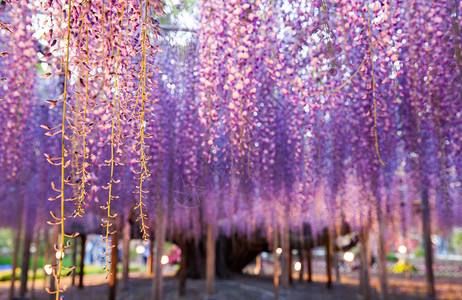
xmin=0 ymin=1 xmax=461 ymax=300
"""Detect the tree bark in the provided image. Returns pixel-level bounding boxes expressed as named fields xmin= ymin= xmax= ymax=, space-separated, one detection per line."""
xmin=122 ymin=213 xmax=131 ymax=290
xmin=78 ymin=234 xmax=86 ymax=289
xmin=422 ymin=184 xmax=435 ymax=299
xmin=205 ymin=223 xmax=216 ymax=298
xmin=176 ymin=231 xmax=269 ymax=280
xmin=108 ymin=233 xmax=118 ymax=300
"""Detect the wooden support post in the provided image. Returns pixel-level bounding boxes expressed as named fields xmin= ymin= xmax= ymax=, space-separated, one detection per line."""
xmin=9 ymin=190 xmax=23 ymax=300
xmin=422 ymin=185 xmax=435 ymax=299
xmin=256 ymin=254 xmax=262 ymax=274
xmin=31 ymin=227 xmax=41 ymax=300
xmin=19 ymin=216 xmax=33 ymax=297
xmin=281 ymin=220 xmax=290 ymax=290
xmin=273 ymin=225 xmax=279 ymax=300
xmin=359 ymin=227 xmax=371 ymax=300
xmin=376 ymin=190 xmax=388 ymax=300
xmin=307 ymin=249 xmax=312 ymax=282
xmin=325 ymin=228 xmax=333 ymax=289
xmin=49 ymin=227 xmax=59 ymax=300
xmin=205 ymin=223 xmax=216 ymax=298
xmin=151 ymin=205 xmax=166 ymax=300
xmin=299 ymin=249 xmax=304 ymax=282
xmin=399 ymin=180 xmax=411 ymax=280
xmin=334 ymin=252 xmax=341 ymax=284
xmin=43 ymin=228 xmax=49 ymax=290
xmin=333 ymin=234 xmax=341 ymax=283
xmin=178 ymin=237 xmax=187 ymax=297
xmin=288 ymin=247 xmax=293 ymax=284
xmin=147 ymin=238 xmax=154 ymax=275
xmin=298 ymin=224 xmax=305 ymax=283
xmin=79 ymin=234 xmax=86 ymax=289
xmin=71 ymin=235 xmax=78 ymax=286
xmin=108 ymin=233 xmax=119 ymax=300
xmin=122 ymin=213 xmax=130 ymax=290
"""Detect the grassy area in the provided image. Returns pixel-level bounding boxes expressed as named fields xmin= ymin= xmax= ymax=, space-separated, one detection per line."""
xmin=0 ymin=264 xmax=148 ymax=282
xmin=0 ymin=228 xmax=69 ymax=268
xmin=0 ymin=228 xmax=148 ymax=282
xmin=0 ymin=228 xmax=179 ymax=282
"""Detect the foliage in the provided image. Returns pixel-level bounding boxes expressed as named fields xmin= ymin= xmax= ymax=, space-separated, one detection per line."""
xmin=0 ymin=0 xmax=461 ymax=298
xmin=389 ymin=259 xmax=418 ymax=274
xmin=386 ymin=253 xmax=399 ymax=262
xmin=414 ymin=247 xmax=425 ymax=258
xmin=451 ymin=228 xmax=462 ymax=254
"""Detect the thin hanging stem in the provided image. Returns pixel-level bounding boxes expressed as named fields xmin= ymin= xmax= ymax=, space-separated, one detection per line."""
xmin=367 ymin=1 xmax=386 ymax=166
xmin=103 ymin=2 xmax=126 ymax=274
xmin=75 ymin=1 xmax=91 ymax=217
xmin=135 ymin=0 xmax=150 ymax=241
xmin=56 ymin=0 xmax=73 ymax=298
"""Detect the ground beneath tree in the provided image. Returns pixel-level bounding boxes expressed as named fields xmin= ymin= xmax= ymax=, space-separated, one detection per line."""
xmin=0 ymin=271 xmax=461 ymax=300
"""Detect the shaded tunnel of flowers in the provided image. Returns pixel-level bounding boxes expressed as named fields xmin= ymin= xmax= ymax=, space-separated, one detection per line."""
xmin=0 ymin=0 xmax=461 ymax=300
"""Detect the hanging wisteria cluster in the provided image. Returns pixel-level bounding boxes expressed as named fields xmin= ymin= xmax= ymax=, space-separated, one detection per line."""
xmin=0 ymin=0 xmax=461 ymax=298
